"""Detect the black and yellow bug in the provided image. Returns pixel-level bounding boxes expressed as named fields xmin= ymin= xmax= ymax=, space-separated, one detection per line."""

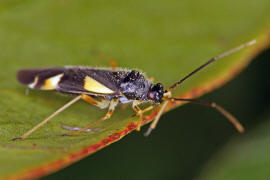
xmin=13 ymin=40 xmax=256 ymax=140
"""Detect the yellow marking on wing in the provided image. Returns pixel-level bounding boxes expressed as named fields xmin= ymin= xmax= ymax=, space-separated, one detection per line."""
xmin=41 ymin=74 xmax=64 ymax=90
xmin=84 ymin=76 xmax=115 ymax=94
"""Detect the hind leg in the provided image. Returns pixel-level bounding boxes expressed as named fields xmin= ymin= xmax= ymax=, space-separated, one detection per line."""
xmin=81 ymin=94 xmax=110 ymax=109
xmin=62 ymin=94 xmax=111 ymax=132
xmin=71 ymin=99 xmax=119 ymax=136
xmin=91 ymin=50 xmax=117 ymax=70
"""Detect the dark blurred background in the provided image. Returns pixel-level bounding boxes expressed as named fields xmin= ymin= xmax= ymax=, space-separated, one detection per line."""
xmin=43 ymin=48 xmax=269 ymax=180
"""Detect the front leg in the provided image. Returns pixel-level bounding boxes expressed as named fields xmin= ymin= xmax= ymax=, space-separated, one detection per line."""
xmin=132 ymin=101 xmax=154 ymax=131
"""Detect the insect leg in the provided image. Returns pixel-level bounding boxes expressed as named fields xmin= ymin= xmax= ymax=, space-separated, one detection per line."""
xmin=61 ymin=125 xmax=100 ymax=132
xmin=62 ymin=95 xmax=110 ymax=133
xmin=144 ymin=92 xmax=172 ymax=136
xmin=132 ymin=101 xmax=155 ymax=131
xmin=91 ymin=50 xmax=117 ymax=70
xmin=144 ymin=100 xmax=169 ymax=136
xmin=12 ymin=95 xmax=82 ymax=141
xmin=81 ymin=94 xmax=110 ymax=109
xmin=71 ymin=99 xmax=119 ymax=136
xmin=110 ymin=60 xmax=117 ymax=70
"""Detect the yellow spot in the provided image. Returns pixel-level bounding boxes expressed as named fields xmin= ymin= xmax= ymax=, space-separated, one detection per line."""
xmin=84 ymin=76 xmax=114 ymax=94
xmin=41 ymin=74 xmax=63 ymax=90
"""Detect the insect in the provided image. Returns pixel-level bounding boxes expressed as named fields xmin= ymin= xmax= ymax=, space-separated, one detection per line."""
xmin=12 ymin=40 xmax=256 ymax=140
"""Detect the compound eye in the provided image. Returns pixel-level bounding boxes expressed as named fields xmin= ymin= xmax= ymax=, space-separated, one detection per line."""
xmin=157 ymin=83 xmax=162 ymax=88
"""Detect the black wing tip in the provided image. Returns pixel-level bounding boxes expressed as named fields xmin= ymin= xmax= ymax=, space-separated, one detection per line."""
xmin=17 ymin=67 xmax=65 ymax=86
xmin=17 ymin=69 xmax=38 ymax=85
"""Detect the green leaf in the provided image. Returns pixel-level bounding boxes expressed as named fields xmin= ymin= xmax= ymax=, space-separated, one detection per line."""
xmin=0 ymin=0 xmax=269 ymax=179
xmin=198 ymin=111 xmax=270 ymax=180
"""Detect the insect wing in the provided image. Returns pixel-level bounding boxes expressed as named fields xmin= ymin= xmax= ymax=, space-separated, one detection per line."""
xmin=58 ymin=68 xmax=121 ymax=95
xmin=17 ymin=67 xmax=122 ymax=96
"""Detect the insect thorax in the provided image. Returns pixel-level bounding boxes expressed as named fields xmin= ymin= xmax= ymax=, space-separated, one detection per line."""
xmin=119 ymin=70 xmax=152 ymax=101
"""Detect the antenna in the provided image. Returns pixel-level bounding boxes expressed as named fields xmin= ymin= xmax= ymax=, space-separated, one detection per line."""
xmin=167 ymin=40 xmax=256 ymax=92
xmin=165 ymin=97 xmax=244 ymax=133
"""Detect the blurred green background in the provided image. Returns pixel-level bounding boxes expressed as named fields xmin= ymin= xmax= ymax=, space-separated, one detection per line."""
xmin=44 ymin=48 xmax=270 ymax=180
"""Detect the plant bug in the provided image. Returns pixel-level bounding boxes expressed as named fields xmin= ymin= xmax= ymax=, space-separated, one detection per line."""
xmin=13 ymin=40 xmax=256 ymax=140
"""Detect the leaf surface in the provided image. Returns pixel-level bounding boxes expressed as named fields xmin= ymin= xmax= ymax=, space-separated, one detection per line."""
xmin=0 ymin=0 xmax=269 ymax=179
